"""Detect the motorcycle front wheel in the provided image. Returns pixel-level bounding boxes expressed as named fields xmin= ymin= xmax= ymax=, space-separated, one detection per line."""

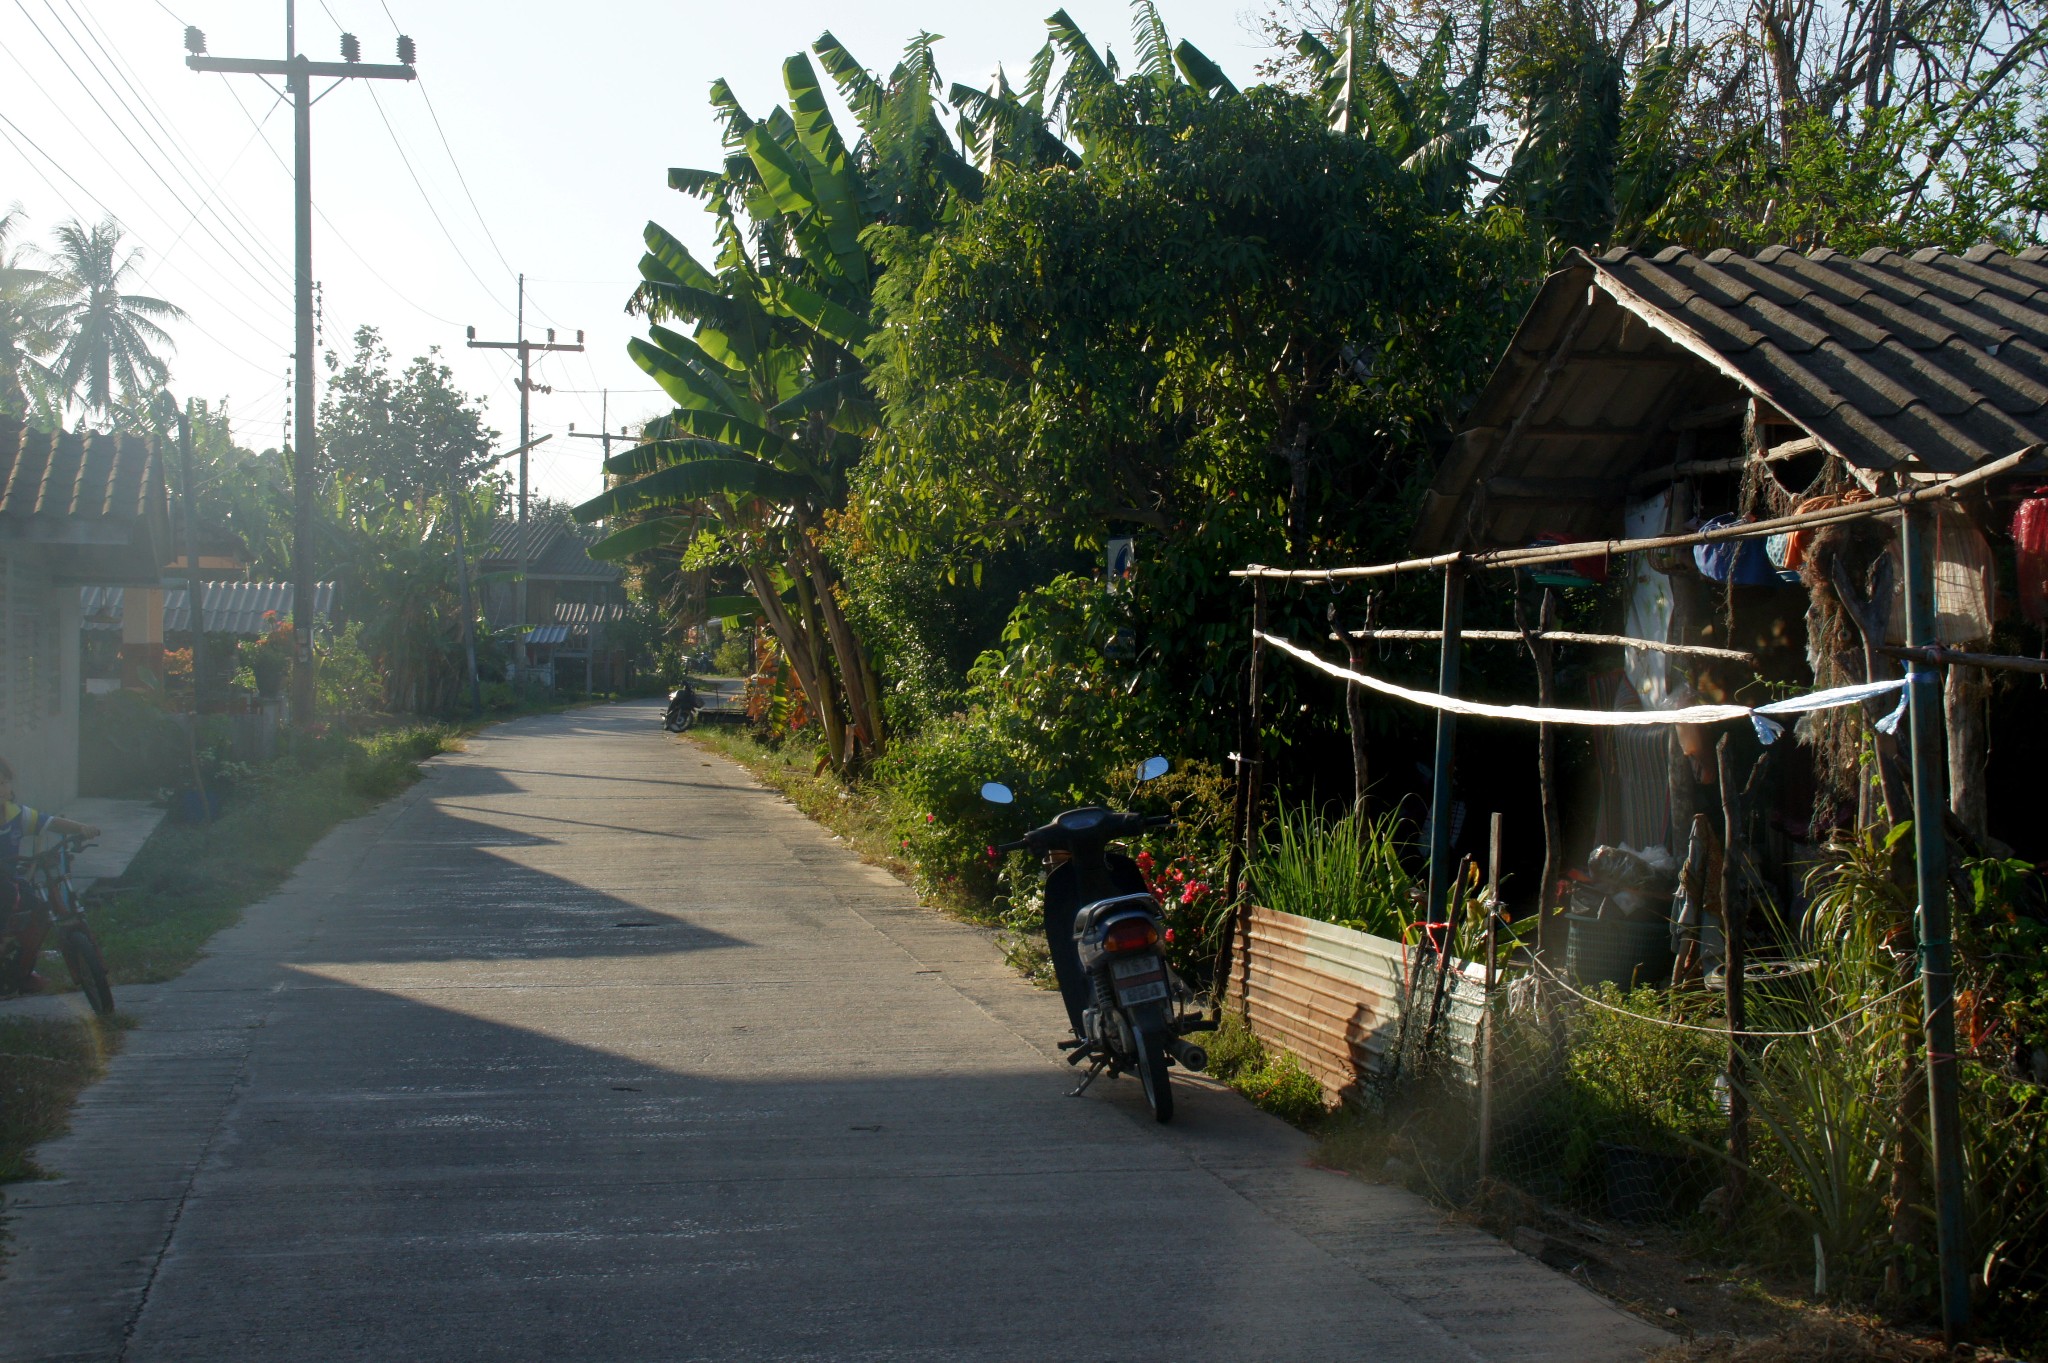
xmin=59 ymin=924 xmax=114 ymax=1017
xmin=1136 ymin=1028 xmax=1174 ymax=1124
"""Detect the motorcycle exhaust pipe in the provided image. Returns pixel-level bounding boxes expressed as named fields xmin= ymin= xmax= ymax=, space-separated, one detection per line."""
xmin=1167 ymin=1038 xmax=1208 ymax=1073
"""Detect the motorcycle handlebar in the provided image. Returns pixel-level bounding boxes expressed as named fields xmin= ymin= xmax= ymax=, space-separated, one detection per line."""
xmin=1142 ymin=815 xmax=1172 ymax=830
xmin=993 ymin=838 xmax=1029 ymax=855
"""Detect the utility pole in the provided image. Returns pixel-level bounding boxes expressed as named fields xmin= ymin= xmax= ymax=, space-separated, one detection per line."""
xmin=178 ymin=404 xmax=207 ymax=718
xmin=184 ymin=5 xmax=416 ymax=730
xmin=466 ymin=277 xmax=583 ymax=677
xmin=569 ymin=394 xmax=635 ymax=698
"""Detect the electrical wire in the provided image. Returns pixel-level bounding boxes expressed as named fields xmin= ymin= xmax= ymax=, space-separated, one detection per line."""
xmin=0 ymin=111 xmax=282 ymax=377
xmin=51 ymin=0 xmax=299 ymax=290
xmin=3 ymin=0 xmax=293 ymax=313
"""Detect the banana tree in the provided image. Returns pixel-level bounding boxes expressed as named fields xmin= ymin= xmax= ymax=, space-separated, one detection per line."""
xmin=576 ymin=38 xmax=978 ymax=768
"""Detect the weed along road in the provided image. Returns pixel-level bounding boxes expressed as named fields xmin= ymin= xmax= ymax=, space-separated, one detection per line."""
xmin=0 ymin=703 xmax=1662 ymax=1362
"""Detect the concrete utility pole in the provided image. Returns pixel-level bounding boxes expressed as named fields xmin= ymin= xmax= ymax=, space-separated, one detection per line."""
xmin=466 ymin=276 xmax=583 ymax=672
xmin=184 ymin=4 xmax=417 ymax=729
xmin=568 ymin=396 xmax=637 ymax=698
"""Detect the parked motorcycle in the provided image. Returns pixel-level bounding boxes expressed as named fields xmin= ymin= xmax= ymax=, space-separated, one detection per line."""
xmin=1 ymin=835 xmax=113 ymax=1016
xmin=663 ymin=681 xmax=700 ymax=733
xmin=983 ymin=757 xmax=1209 ymax=1123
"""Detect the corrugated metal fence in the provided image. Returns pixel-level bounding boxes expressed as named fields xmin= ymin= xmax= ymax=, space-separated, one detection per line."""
xmin=1230 ymin=905 xmax=1488 ymax=1103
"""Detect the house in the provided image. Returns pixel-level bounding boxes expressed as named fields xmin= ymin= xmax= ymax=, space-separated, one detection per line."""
xmin=0 ymin=417 xmax=170 ymax=806
xmin=476 ymin=520 xmax=627 ymax=685
xmin=78 ymin=581 xmax=336 ymax=693
xmin=1402 ymin=242 xmax=2048 ymax=908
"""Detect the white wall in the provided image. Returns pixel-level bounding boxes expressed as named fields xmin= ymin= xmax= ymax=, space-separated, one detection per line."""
xmin=0 ymin=547 xmax=81 ymax=809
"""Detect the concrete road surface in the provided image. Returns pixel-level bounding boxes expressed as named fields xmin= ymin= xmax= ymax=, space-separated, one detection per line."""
xmin=0 ymin=702 xmax=1664 ymax=1362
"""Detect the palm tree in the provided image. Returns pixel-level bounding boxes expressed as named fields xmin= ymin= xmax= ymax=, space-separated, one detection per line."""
xmin=0 ymin=208 xmax=60 ymax=421
xmin=41 ymin=218 xmax=184 ymax=416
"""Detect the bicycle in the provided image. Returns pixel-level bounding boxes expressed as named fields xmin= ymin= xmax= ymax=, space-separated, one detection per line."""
xmin=3 ymin=835 xmax=114 ymax=1016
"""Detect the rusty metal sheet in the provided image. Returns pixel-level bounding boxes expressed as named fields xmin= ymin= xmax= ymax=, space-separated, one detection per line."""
xmin=1232 ymin=906 xmax=1489 ymax=1104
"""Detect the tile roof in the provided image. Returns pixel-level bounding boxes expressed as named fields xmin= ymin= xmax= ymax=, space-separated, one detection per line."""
xmin=79 ymin=581 xmax=336 ymax=634
xmin=0 ymin=417 xmax=170 ymax=581
xmin=1412 ymin=243 xmax=2048 ymax=553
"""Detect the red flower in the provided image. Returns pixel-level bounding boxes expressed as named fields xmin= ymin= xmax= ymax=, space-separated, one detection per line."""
xmin=924 ymin=813 xmax=934 ymax=823
xmin=1135 ymin=850 xmax=1155 ymax=872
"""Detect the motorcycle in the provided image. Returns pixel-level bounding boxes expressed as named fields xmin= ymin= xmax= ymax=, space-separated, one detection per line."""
xmin=982 ymin=757 xmax=1210 ymax=1123
xmin=2 ymin=834 xmax=113 ymax=1016
xmin=663 ymin=683 xmax=700 ymax=733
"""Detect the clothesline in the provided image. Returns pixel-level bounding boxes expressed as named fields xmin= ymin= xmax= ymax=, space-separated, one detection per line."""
xmin=1257 ymin=632 xmax=1913 ymax=744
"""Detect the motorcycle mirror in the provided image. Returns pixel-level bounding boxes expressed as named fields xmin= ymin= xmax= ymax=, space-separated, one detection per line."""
xmin=1137 ymin=756 xmax=1170 ymax=782
xmin=979 ymin=782 xmax=1015 ymax=805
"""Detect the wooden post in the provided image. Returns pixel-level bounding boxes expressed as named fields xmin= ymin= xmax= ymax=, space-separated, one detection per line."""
xmin=1218 ymin=579 xmax=1268 ymax=1018
xmin=1944 ymin=664 xmax=1988 ymax=840
xmin=1423 ymin=564 xmax=1466 ymax=959
xmin=1716 ymin=735 xmax=1748 ymax=1227
xmin=1336 ymin=601 xmax=1372 ymax=815
xmin=1519 ymin=588 xmax=1563 ymax=960
xmin=1479 ymin=811 xmax=1502 ymax=1182
xmin=1902 ymin=506 xmax=1972 ymax=1344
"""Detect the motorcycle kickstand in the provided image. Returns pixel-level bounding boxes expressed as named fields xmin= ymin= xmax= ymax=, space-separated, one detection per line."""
xmin=1069 ymin=1057 xmax=1109 ymax=1097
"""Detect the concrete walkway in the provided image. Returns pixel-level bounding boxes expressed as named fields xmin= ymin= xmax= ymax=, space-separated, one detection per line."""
xmin=0 ymin=702 xmax=1664 ymax=1362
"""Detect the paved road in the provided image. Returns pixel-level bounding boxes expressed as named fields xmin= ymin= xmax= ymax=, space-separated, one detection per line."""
xmin=1 ymin=703 xmax=1663 ymax=1362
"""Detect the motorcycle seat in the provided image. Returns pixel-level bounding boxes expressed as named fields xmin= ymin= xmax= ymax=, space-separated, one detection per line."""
xmin=1073 ymin=892 xmax=1159 ymax=940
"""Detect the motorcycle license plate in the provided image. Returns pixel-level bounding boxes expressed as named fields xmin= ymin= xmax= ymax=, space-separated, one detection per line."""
xmin=1112 ymin=954 xmax=1168 ymax=1006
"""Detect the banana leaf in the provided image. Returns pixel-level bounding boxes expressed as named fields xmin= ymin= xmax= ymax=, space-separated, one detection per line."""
xmin=586 ymin=517 xmax=697 ymax=560
xmin=574 ymin=457 xmax=815 ymax=521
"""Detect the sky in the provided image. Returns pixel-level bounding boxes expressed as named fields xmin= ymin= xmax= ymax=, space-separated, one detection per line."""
xmin=1 ymin=0 xmax=1279 ymax=508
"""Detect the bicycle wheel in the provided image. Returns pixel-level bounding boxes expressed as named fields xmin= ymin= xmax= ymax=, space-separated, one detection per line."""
xmin=59 ymin=925 xmax=114 ymax=1017
xmin=1136 ymin=1028 xmax=1174 ymax=1124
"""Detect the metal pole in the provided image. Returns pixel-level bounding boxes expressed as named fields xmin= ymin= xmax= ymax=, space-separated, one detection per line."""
xmin=1423 ymin=563 xmax=1466 ymax=957
xmin=1716 ymin=735 xmax=1749 ymax=1227
xmin=1218 ymin=579 xmax=1268 ymax=1020
xmin=450 ymin=447 xmax=482 ymax=715
xmin=1902 ymin=506 xmax=1971 ymax=1344
xmin=289 ymin=25 xmax=315 ymax=730
xmin=515 ymin=273 xmax=530 ymax=677
xmin=178 ymin=405 xmax=207 ymax=717
xmin=1479 ymin=810 xmax=1501 ymax=1181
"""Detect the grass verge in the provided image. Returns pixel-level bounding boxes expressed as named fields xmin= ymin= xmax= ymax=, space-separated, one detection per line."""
xmin=0 ymin=1014 xmax=131 ymax=1184
xmin=3 ymin=723 xmax=459 ymax=1190
xmin=77 ymin=725 xmax=458 ymax=986
xmin=687 ymin=726 xmax=992 ymax=923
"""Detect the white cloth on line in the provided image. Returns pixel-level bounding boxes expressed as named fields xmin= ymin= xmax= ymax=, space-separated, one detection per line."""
xmin=1256 ymin=632 xmax=1913 ymax=744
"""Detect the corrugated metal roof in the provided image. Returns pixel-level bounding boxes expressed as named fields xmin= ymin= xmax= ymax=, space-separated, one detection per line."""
xmin=523 ymin=625 xmax=570 ymax=645
xmin=0 ymin=417 xmax=170 ymax=582
xmin=480 ymin=520 xmax=621 ymax=581
xmin=1413 ymin=243 xmax=2048 ymax=553
xmin=79 ymin=582 xmax=336 ymax=634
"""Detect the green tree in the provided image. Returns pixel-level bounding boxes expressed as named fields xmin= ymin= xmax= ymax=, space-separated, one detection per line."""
xmin=0 ymin=208 xmax=60 ymax=422
xmin=40 ymin=217 xmax=184 ymax=416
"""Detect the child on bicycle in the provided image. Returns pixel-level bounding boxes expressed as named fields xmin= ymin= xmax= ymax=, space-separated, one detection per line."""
xmin=1 ymin=755 xmax=102 ymax=994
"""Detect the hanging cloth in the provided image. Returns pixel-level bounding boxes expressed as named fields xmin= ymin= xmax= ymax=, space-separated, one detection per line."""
xmin=1622 ymin=491 xmax=1678 ymax=710
xmin=1884 ymin=505 xmax=1994 ymax=645
xmin=2014 ymin=493 xmax=2048 ymax=625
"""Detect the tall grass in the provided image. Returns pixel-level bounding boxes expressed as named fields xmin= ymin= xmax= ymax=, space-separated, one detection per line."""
xmin=1250 ymin=800 xmax=1414 ymax=941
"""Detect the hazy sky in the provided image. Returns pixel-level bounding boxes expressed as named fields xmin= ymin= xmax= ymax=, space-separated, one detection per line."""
xmin=1 ymin=1 xmax=1276 ymax=506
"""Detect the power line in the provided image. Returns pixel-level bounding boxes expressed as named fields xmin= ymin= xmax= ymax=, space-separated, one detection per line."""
xmin=4 ymin=0 xmax=295 ymax=311
xmin=52 ymin=0 xmax=300 ymax=290
xmin=0 ymin=110 xmax=284 ymax=378
xmin=210 ymin=71 xmax=466 ymax=329
xmin=0 ymin=38 xmax=292 ymax=327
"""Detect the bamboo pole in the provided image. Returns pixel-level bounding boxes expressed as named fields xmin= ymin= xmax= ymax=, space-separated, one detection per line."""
xmin=1716 ymin=735 xmax=1749 ymax=1229
xmin=1231 ymin=445 xmax=2044 ymax=583
xmin=1218 ymin=580 xmax=1268 ymax=1019
xmin=1881 ymin=642 xmax=2048 ymax=677
xmin=1334 ymin=627 xmax=1756 ymax=664
xmin=1479 ymin=812 xmax=1501 ymax=1182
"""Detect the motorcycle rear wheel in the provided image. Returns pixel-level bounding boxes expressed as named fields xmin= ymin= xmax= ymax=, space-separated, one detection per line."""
xmin=59 ymin=925 xmax=114 ymax=1017
xmin=1136 ymin=1029 xmax=1174 ymax=1124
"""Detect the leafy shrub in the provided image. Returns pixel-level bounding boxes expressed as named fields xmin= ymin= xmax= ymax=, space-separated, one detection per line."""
xmin=1251 ymin=801 xmax=1415 ymax=941
xmin=79 ymin=690 xmax=189 ymax=796
xmin=316 ymin=620 xmax=382 ymax=716
xmin=710 ymin=633 xmax=753 ymax=678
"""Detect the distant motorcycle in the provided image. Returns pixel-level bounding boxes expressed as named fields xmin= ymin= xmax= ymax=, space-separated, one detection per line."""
xmin=983 ymin=757 xmax=1208 ymax=1123
xmin=663 ymin=682 xmax=700 ymax=733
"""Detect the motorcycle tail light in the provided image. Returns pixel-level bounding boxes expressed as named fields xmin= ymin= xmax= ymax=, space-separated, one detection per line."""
xmin=1103 ymin=919 xmax=1160 ymax=953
